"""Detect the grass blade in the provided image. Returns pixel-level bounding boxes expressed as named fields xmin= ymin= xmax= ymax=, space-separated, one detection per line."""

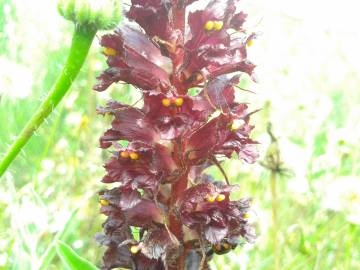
xmin=56 ymin=240 xmax=99 ymax=270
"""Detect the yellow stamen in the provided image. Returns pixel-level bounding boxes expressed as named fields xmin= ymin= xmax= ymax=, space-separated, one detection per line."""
xmin=162 ymin=98 xmax=171 ymax=107
xmin=99 ymin=199 xmax=109 ymax=206
xmin=174 ymin=97 xmax=184 ymax=107
xmin=246 ymin=39 xmax=254 ymax=47
xmin=243 ymin=212 xmax=250 ymax=219
xmin=206 ymin=194 xmax=217 ymax=203
xmin=213 ymin=244 xmax=221 ymax=251
xmin=213 ymin=21 xmax=224 ymax=31
xmin=230 ymin=119 xmax=245 ymax=131
xmin=129 ymin=152 xmax=139 ymax=160
xmin=103 ymin=47 xmax=117 ymax=56
xmin=120 ymin=151 xmax=129 ymax=158
xmin=204 ymin=20 xmax=215 ymax=31
xmin=129 ymin=245 xmax=140 ymax=254
xmin=216 ymin=194 xmax=226 ymax=202
xmin=223 ymin=243 xmax=230 ymax=250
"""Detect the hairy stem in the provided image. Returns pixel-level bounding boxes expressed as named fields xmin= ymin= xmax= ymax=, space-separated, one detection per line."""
xmin=0 ymin=24 xmax=96 ymax=178
xmin=170 ymin=174 xmax=188 ymax=240
xmin=169 ymin=172 xmax=189 ymax=270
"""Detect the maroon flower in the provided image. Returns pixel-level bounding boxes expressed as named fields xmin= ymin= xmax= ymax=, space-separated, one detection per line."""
xmin=95 ymin=1 xmax=259 ymax=269
xmin=94 ymin=26 xmax=171 ymax=93
xmin=177 ymin=181 xmax=255 ymax=244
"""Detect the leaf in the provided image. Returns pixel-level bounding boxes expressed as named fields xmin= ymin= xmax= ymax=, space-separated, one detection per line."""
xmin=56 ymin=241 xmax=99 ymax=270
xmin=37 ymin=209 xmax=78 ymax=270
xmin=312 ymin=130 xmax=328 ymax=157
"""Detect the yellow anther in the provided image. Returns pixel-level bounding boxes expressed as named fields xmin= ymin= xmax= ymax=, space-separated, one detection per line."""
xmin=230 ymin=119 xmax=245 ymax=131
xmin=129 ymin=152 xmax=139 ymax=160
xmin=213 ymin=21 xmax=224 ymax=31
xmin=162 ymin=98 xmax=171 ymax=107
xmin=204 ymin=20 xmax=215 ymax=31
xmin=174 ymin=97 xmax=184 ymax=107
xmin=103 ymin=47 xmax=117 ymax=56
xmin=100 ymin=199 xmax=109 ymax=206
xmin=120 ymin=151 xmax=130 ymax=158
xmin=206 ymin=194 xmax=217 ymax=203
xmin=213 ymin=244 xmax=221 ymax=251
xmin=246 ymin=39 xmax=254 ymax=47
xmin=129 ymin=245 xmax=140 ymax=254
xmin=223 ymin=243 xmax=231 ymax=250
xmin=243 ymin=212 xmax=250 ymax=219
xmin=216 ymin=194 xmax=226 ymax=202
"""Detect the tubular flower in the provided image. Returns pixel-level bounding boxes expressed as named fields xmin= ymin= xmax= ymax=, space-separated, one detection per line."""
xmin=94 ymin=1 xmax=259 ymax=269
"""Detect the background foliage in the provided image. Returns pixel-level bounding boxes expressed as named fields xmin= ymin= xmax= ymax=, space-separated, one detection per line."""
xmin=1 ymin=0 xmax=360 ymax=269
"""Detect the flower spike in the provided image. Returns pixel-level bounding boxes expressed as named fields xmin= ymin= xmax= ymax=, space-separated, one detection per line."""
xmin=95 ymin=1 xmax=259 ymax=269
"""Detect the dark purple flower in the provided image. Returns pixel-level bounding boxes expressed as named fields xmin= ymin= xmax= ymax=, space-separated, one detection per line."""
xmin=94 ymin=26 xmax=171 ymax=93
xmin=177 ymin=182 xmax=255 ymax=244
xmin=94 ymin=1 xmax=260 ymax=269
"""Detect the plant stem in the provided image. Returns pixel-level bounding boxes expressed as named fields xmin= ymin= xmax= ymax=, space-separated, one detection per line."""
xmin=0 ymin=24 xmax=96 ymax=177
xmin=170 ymin=173 xmax=188 ymax=241
xmin=169 ymin=172 xmax=189 ymax=270
xmin=271 ymin=171 xmax=280 ymax=270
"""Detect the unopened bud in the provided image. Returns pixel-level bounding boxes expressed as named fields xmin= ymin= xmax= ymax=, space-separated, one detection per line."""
xmin=57 ymin=0 xmax=122 ymax=30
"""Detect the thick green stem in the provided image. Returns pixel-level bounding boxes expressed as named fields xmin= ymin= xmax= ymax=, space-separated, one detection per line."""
xmin=0 ymin=24 xmax=96 ymax=177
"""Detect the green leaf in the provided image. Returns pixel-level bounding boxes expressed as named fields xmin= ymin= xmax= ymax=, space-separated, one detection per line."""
xmin=37 ymin=209 xmax=79 ymax=270
xmin=312 ymin=130 xmax=328 ymax=157
xmin=56 ymin=241 xmax=99 ymax=270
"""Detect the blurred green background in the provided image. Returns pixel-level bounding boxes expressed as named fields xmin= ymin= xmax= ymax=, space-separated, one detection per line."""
xmin=1 ymin=0 xmax=359 ymax=269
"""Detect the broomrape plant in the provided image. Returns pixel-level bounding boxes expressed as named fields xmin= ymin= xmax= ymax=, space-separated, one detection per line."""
xmin=94 ymin=0 xmax=259 ymax=269
xmin=0 ymin=0 xmax=260 ymax=269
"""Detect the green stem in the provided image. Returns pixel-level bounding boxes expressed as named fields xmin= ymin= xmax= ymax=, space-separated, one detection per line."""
xmin=0 ymin=24 xmax=97 ymax=177
xmin=271 ymin=171 xmax=280 ymax=270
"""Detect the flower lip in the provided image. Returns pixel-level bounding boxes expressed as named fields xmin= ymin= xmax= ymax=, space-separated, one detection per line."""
xmin=95 ymin=26 xmax=171 ymax=93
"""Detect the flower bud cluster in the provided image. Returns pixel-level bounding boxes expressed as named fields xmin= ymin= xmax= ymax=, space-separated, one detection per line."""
xmin=58 ymin=0 xmax=122 ymax=30
xmin=94 ymin=1 xmax=259 ymax=269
